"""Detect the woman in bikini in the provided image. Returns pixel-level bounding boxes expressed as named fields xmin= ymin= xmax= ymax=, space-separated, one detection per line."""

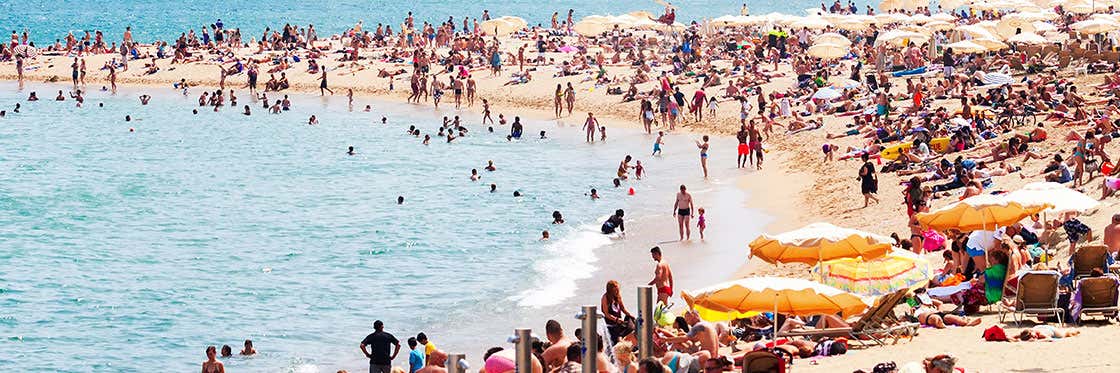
xmin=696 ymin=136 xmax=710 ymax=178
xmin=553 ymin=84 xmax=563 ymax=117
xmin=202 ymin=346 xmax=225 ymax=373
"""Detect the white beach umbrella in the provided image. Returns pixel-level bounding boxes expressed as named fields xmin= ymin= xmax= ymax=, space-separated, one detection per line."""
xmin=930 ymin=13 xmax=957 ymax=22
xmin=811 ymin=86 xmax=844 ymax=99
xmin=1005 ymin=182 xmax=1101 ymax=214
xmin=881 ymin=0 xmax=920 ymax=11
xmin=1043 ymin=32 xmax=1069 ymax=43
xmin=908 ymin=14 xmax=933 ymax=24
xmin=875 ymin=13 xmax=912 ymax=25
xmin=1007 ymin=31 xmax=1049 ymax=45
xmin=925 ymin=20 xmax=956 ymax=31
xmin=834 ymin=18 xmax=872 ymax=31
xmin=972 ymin=37 xmax=1009 ymax=51
xmin=807 ymin=43 xmax=849 ymax=59
xmin=945 ymin=40 xmax=988 ymax=54
xmin=939 ymin=0 xmax=970 ymax=9
xmin=997 ymin=17 xmax=1035 ymax=39
xmin=876 ymin=29 xmax=930 ymax=47
xmin=1031 ymin=21 xmax=1057 ymax=33
xmin=813 ymin=32 xmax=852 ymax=46
xmin=1072 ymin=19 xmax=1120 ymax=34
xmin=480 ymin=16 xmax=527 ymax=36
xmin=957 ymin=24 xmax=999 ymax=40
xmin=791 ymin=17 xmax=833 ymax=30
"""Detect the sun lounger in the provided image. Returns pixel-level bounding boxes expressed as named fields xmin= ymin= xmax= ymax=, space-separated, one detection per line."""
xmin=999 ymin=270 xmax=1064 ymax=326
xmin=1072 ymin=245 xmax=1110 ymax=280
xmin=776 ymin=289 xmax=916 ymax=347
xmin=1073 ymin=276 xmax=1119 ymax=322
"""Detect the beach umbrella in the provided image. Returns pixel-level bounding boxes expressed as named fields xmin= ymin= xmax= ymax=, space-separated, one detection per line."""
xmin=816 ymin=249 xmax=934 ymax=296
xmin=829 ymin=77 xmax=861 ymax=89
xmin=791 ymin=17 xmax=832 ymax=30
xmin=880 ymin=0 xmax=919 ymax=11
xmin=916 ymin=194 xmax=1050 ymax=232
xmin=1031 ymin=21 xmax=1057 ymax=33
xmin=1005 ymin=182 xmax=1101 ymax=214
xmin=875 ymin=13 xmax=912 ymax=25
xmin=1007 ymin=31 xmax=1049 ymax=45
xmin=682 ymin=277 xmax=869 ymax=321
xmin=997 ymin=17 xmax=1036 ymax=39
xmin=957 ymin=24 xmax=999 ymax=40
xmin=811 ymin=86 xmax=844 ymax=99
xmin=834 ymin=18 xmax=873 ymax=31
xmin=12 ymin=44 xmax=38 ymax=59
xmin=925 ymin=20 xmax=955 ymax=31
xmin=480 ymin=16 xmax=527 ymax=36
xmin=876 ymin=29 xmax=930 ymax=47
xmin=907 ymin=13 xmax=933 ymax=24
xmin=971 ymin=38 xmax=1009 ymax=51
xmin=808 ymin=43 xmax=849 ymax=59
xmin=573 ymin=19 xmax=612 ymax=36
xmin=939 ymin=0 xmax=970 ymax=8
xmin=930 ymin=13 xmax=957 ymax=22
xmin=944 ymin=40 xmax=988 ymax=54
xmin=749 ymin=222 xmax=893 ymax=265
xmin=1071 ymin=19 xmax=1120 ymax=34
xmin=813 ymin=32 xmax=852 ymax=46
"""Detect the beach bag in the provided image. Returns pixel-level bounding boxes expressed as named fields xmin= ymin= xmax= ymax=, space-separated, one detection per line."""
xmin=923 ymin=230 xmax=946 ymax=252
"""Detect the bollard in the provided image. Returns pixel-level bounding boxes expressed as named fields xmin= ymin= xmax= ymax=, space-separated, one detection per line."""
xmin=636 ymin=286 xmax=654 ymax=360
xmin=575 ymin=305 xmax=598 ymax=373
xmin=509 ymin=328 xmax=536 ymax=373
xmin=447 ymin=353 xmax=467 ymax=373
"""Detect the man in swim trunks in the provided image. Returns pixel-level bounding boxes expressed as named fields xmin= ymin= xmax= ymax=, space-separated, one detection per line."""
xmin=649 ymin=246 xmax=674 ymax=304
xmin=653 ymin=131 xmax=664 ymax=156
xmin=736 ymin=125 xmax=749 ymax=168
xmin=748 ymin=124 xmax=763 ymax=170
xmin=674 ymin=185 xmax=693 ymax=240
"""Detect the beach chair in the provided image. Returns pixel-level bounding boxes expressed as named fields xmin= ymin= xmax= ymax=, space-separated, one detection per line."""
xmin=740 ymin=350 xmax=786 ymax=373
xmin=1072 ymin=245 xmax=1110 ymax=280
xmin=999 ymin=270 xmax=1064 ymax=326
xmin=1077 ymin=277 xmax=1119 ymax=321
xmin=776 ymin=289 xmax=916 ymax=347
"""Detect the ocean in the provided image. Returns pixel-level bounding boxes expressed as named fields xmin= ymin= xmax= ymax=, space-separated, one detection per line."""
xmin=0 ymin=83 xmax=770 ymax=372
xmin=4 ymin=1 xmax=880 ymax=45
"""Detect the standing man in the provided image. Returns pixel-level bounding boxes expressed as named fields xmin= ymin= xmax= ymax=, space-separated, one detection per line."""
xmin=648 ymin=247 xmax=674 ymax=304
xmin=360 ymin=320 xmax=401 ymax=373
xmin=736 ymin=125 xmax=749 ymax=169
xmin=673 ymin=185 xmax=694 ymax=240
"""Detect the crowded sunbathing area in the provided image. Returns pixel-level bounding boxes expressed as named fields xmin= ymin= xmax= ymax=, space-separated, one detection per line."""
xmin=4 ymin=0 xmax=1120 ymax=372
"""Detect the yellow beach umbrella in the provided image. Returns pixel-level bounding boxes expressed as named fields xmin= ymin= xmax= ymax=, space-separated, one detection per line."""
xmin=1004 ymin=182 xmax=1101 ymax=214
xmin=807 ymin=43 xmax=849 ymax=59
xmin=683 ymin=277 xmax=869 ymax=321
xmin=916 ymin=194 xmax=1049 ymax=232
xmin=749 ymin=222 xmax=893 ymax=265
xmin=816 ymin=249 xmax=934 ymax=296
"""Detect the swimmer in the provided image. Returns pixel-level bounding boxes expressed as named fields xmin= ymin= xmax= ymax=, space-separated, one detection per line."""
xmin=308 ymin=115 xmax=318 ymax=125
xmin=381 ymin=117 xmax=387 ymax=124
xmin=590 ymin=188 xmax=600 ymax=199
xmin=490 ymin=184 xmax=497 ymax=193
xmin=243 ymin=105 xmax=251 ymax=115
xmin=193 ymin=109 xmax=199 ymax=115
xmin=541 ymin=230 xmax=550 ymax=240
xmin=540 ymin=131 xmax=547 ymax=139
xmin=423 ymin=135 xmax=431 ymax=145
xmin=27 ymin=92 xmax=38 ymax=101
xmin=97 ymin=103 xmax=103 ymax=108
xmin=552 ymin=211 xmax=565 ymax=224
xmin=397 ymin=196 xmax=405 ymax=204
xmin=471 ymin=169 xmax=480 ymax=181
xmin=125 ymin=115 xmax=132 ymax=122
xmin=613 ymin=178 xmax=622 ymax=188
xmin=348 ymin=146 xmax=356 ymax=156
xmin=488 ymin=126 xmax=494 ymax=133
xmin=363 ymin=105 xmax=371 ymax=112
xmin=13 ymin=103 xmax=20 ymax=113
xmin=240 ymin=340 xmax=257 ymax=356
xmin=513 ymin=191 xmax=522 ymax=197
xmin=485 ymin=161 xmax=496 ymax=171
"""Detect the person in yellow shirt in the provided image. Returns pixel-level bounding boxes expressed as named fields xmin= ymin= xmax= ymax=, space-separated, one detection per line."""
xmin=417 ymin=332 xmax=436 ymax=360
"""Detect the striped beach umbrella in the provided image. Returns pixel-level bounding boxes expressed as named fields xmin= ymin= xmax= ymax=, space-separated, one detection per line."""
xmin=816 ymin=249 xmax=934 ymax=296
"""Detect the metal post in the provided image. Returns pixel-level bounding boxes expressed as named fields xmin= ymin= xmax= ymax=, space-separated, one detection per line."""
xmin=447 ymin=353 xmax=466 ymax=373
xmin=575 ymin=305 xmax=598 ymax=373
xmin=509 ymin=328 xmax=535 ymax=373
xmin=636 ymin=286 xmax=654 ymax=360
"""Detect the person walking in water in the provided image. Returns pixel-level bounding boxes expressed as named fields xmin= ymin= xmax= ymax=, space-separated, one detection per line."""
xmin=696 ymin=135 xmax=710 ymax=178
xmin=361 ymin=320 xmax=401 ymax=373
xmin=319 ymin=69 xmax=334 ymax=95
xmin=648 ymin=246 xmax=674 ymax=304
xmin=673 ymin=185 xmax=694 ymax=241
xmin=583 ymin=112 xmax=599 ymax=143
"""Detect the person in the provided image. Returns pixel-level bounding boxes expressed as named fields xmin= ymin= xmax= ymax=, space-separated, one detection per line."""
xmin=697 ymin=208 xmax=706 ymax=240
xmin=511 ymin=117 xmax=523 ymax=139
xmin=1104 ymin=214 xmax=1120 ymax=257
xmin=398 ymin=196 xmax=405 ymax=204
xmin=858 ymin=153 xmax=879 ymax=207
xmin=202 ymin=346 xmax=225 ymax=373
xmin=638 ymin=358 xmax=664 ymax=373
xmin=601 ymin=209 xmax=625 ymax=235
xmin=649 ymin=246 xmax=673 ymax=304
xmin=416 ymin=350 xmax=448 ymax=373
xmin=618 ymin=155 xmax=633 ymax=180
xmin=240 ymin=339 xmax=256 ymax=355
xmin=584 ymin=113 xmax=598 ymax=143
xmin=553 ymin=211 xmax=565 ymax=224
xmin=590 ymin=188 xmax=600 ymax=199
xmin=1015 ymin=325 xmax=1080 ymax=341
xmin=674 ymin=185 xmax=694 ymax=241
xmin=470 ymin=169 xmax=480 ymax=181
xmin=557 ymin=343 xmax=582 ymax=373
xmin=542 ymin=320 xmax=574 ymax=371
xmin=602 ymin=280 xmax=635 ymax=343
xmin=696 ymin=136 xmax=710 ymax=178
xmin=348 ymin=146 xmax=356 ymax=156
xmin=736 ymin=125 xmax=749 ymax=168
xmin=220 ymin=345 xmax=233 ymax=358
xmin=309 ymin=115 xmax=319 ymax=125
xmin=408 ymin=337 xmax=425 ymax=373
xmin=485 ymin=161 xmax=497 ymax=172
xmin=416 ymin=332 xmax=436 ymax=360
xmin=361 ymin=320 xmax=401 ymax=373
xmin=320 ymin=70 xmax=334 ymax=95
xmin=661 ymin=310 xmax=718 ymax=368
xmin=542 ymin=230 xmax=550 ymax=240
xmin=653 ymin=131 xmax=664 ymax=156
xmin=613 ymin=342 xmax=639 ymax=373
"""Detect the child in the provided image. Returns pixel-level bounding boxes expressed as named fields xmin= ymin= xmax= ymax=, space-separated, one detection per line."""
xmin=708 ymin=96 xmax=719 ymax=116
xmin=407 ymin=337 xmax=424 ymax=373
xmin=653 ymin=131 xmax=664 ymax=156
xmin=697 ymin=207 xmax=707 ymax=240
xmin=600 ymin=126 xmax=607 ymax=141
xmin=635 ymin=160 xmax=644 ymax=180
xmin=589 ymin=188 xmax=600 ymax=199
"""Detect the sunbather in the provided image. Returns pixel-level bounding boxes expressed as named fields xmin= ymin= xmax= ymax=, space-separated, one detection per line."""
xmin=909 ymin=289 xmax=982 ymax=329
xmin=1014 ymin=325 xmax=1080 ymax=341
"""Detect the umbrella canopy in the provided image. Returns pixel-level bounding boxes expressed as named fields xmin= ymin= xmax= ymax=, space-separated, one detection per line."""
xmin=1004 ymin=182 xmax=1100 ymax=214
xmin=945 ymin=40 xmax=988 ymax=54
xmin=791 ymin=17 xmax=832 ymax=30
xmin=997 ymin=17 xmax=1036 ymax=39
xmin=925 ymin=20 xmax=955 ymax=31
xmin=834 ymin=18 xmax=873 ymax=30
xmin=1031 ymin=21 xmax=1057 ymax=33
xmin=12 ymin=44 xmax=38 ymax=59
xmin=817 ymin=249 xmax=934 ymax=296
xmin=971 ymin=38 xmax=1009 ymax=51
xmin=939 ymin=0 xmax=970 ymax=8
xmin=813 ymin=32 xmax=852 ymax=46
xmin=957 ymin=24 xmax=999 ymax=40
xmin=880 ymin=0 xmax=920 ymax=12
xmin=749 ymin=222 xmax=893 ymax=265
xmin=480 ymin=16 xmax=527 ymax=36
xmin=811 ymin=86 xmax=844 ymax=100
xmin=1007 ymin=31 xmax=1049 ymax=45
xmin=930 ymin=13 xmax=957 ymax=22
xmin=807 ymin=43 xmax=849 ymax=59
xmin=876 ymin=29 xmax=930 ymax=47
xmin=916 ymin=194 xmax=1050 ymax=232
xmin=683 ymin=277 xmax=869 ymax=321
xmin=1071 ymin=19 xmax=1120 ymax=34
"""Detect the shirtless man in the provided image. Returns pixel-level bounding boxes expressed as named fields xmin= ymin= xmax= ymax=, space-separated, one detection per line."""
xmin=618 ymin=155 xmax=633 ymax=180
xmin=662 ymin=310 xmax=718 ymax=368
xmin=648 ymin=247 xmax=674 ymax=304
xmin=1104 ymin=214 xmax=1120 ymax=257
xmin=416 ymin=350 xmax=448 ymax=373
xmin=674 ymin=185 xmax=693 ymax=240
xmin=541 ymin=320 xmax=574 ymax=372
xmin=748 ymin=124 xmax=763 ymax=170
xmin=736 ymin=125 xmax=749 ymax=168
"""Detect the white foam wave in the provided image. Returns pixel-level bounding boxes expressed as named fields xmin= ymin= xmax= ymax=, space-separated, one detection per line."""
xmin=512 ymin=221 xmax=613 ymax=308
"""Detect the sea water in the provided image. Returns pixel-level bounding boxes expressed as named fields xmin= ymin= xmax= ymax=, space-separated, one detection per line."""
xmin=0 ymin=83 xmax=766 ymax=372
xmin=5 ymin=0 xmax=881 ymax=45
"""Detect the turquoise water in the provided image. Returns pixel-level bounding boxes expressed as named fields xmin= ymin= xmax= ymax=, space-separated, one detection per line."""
xmin=5 ymin=1 xmax=878 ymax=45
xmin=0 ymin=84 xmax=752 ymax=372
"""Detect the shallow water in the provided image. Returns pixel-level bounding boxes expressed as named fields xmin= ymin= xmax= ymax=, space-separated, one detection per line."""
xmin=5 ymin=1 xmax=879 ymax=45
xmin=0 ymin=83 xmax=766 ymax=372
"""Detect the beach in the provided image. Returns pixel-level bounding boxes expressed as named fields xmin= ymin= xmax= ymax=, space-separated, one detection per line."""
xmin=6 ymin=1 xmax=1120 ymax=372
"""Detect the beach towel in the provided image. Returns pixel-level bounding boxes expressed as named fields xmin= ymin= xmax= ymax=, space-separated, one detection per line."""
xmin=891 ymin=66 xmax=927 ymax=78
xmin=980 ymin=72 xmax=1013 ymax=86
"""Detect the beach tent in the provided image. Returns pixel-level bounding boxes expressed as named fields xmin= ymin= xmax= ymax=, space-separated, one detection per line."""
xmin=749 ymin=222 xmax=893 ymax=265
xmin=916 ymin=194 xmax=1050 ymax=232
xmin=1004 ymin=182 xmax=1100 ymax=214
xmin=1007 ymin=31 xmax=1049 ymax=45
xmin=480 ymin=16 xmax=527 ymax=36
xmin=682 ymin=277 xmax=869 ymax=321
xmin=807 ymin=43 xmax=849 ymax=59
xmin=817 ymin=249 xmax=934 ymax=296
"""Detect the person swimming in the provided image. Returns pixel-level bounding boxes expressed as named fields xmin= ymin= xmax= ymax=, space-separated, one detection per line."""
xmin=471 ymin=169 xmax=480 ymax=181
xmin=601 ymin=209 xmax=625 ymax=235
xmin=485 ymin=161 xmax=496 ymax=171
xmin=513 ymin=191 xmax=522 ymax=197
xmin=510 ymin=116 xmax=523 ymax=139
xmin=552 ymin=211 xmax=565 ymax=224
xmin=490 ymin=184 xmax=497 ymax=193
xmin=589 ymin=188 xmax=600 ymax=199
xmin=348 ymin=146 xmax=355 ymax=155
xmin=397 ymin=196 xmax=405 ymax=204
xmin=540 ymin=130 xmax=547 ymax=139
